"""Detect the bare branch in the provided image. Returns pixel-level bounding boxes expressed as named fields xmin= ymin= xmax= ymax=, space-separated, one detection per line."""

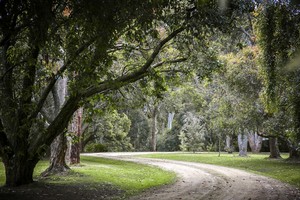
xmin=239 ymin=27 xmax=255 ymax=46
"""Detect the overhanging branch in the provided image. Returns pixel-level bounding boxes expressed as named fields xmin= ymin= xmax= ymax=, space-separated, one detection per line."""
xmin=83 ymin=27 xmax=186 ymax=98
xmin=152 ymin=57 xmax=188 ymax=69
xmin=30 ymin=38 xmax=97 ymax=120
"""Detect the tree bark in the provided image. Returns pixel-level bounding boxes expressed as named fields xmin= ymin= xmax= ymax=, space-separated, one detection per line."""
xmin=69 ymin=108 xmax=83 ymax=164
xmin=151 ymin=105 xmax=158 ymax=152
xmin=41 ymin=133 xmax=70 ymax=176
xmin=2 ymin=154 xmax=39 ymax=186
xmin=238 ymin=133 xmax=248 ymax=156
xmin=225 ymin=135 xmax=233 ymax=153
xmin=269 ymin=137 xmax=281 ymax=158
xmin=41 ymin=77 xmax=70 ymax=175
xmin=282 ymin=138 xmax=300 ymax=159
xmin=248 ymin=130 xmax=262 ymax=153
xmin=167 ymin=112 xmax=175 ymax=130
xmin=289 ymin=148 xmax=300 ymax=159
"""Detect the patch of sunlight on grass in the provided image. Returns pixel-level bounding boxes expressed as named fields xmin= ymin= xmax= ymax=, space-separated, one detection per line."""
xmin=140 ymin=152 xmax=300 ymax=188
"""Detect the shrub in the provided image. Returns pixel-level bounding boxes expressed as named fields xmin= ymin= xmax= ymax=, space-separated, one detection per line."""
xmin=85 ymin=143 xmax=108 ymax=152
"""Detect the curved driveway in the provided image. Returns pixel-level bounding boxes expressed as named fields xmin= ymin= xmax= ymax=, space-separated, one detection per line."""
xmin=83 ymin=152 xmax=300 ymax=200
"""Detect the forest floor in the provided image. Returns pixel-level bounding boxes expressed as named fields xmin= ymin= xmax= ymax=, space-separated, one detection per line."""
xmin=1 ymin=152 xmax=300 ymax=200
xmin=86 ymin=152 xmax=300 ymax=200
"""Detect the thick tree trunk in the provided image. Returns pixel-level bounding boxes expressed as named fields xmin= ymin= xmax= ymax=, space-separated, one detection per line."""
xmin=151 ymin=105 xmax=158 ymax=152
xmin=69 ymin=108 xmax=83 ymax=164
xmin=42 ymin=133 xmax=70 ymax=176
xmin=41 ymin=77 xmax=70 ymax=174
xmin=70 ymin=143 xmax=80 ymax=164
xmin=248 ymin=131 xmax=262 ymax=153
xmin=269 ymin=137 xmax=281 ymax=158
xmin=2 ymin=155 xmax=39 ymax=187
xmin=238 ymin=133 xmax=248 ymax=156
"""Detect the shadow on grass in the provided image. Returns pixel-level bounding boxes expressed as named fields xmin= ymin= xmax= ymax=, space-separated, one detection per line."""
xmin=0 ymin=181 xmax=125 ymax=200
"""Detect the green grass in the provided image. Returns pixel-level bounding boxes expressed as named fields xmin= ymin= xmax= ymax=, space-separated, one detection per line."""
xmin=0 ymin=156 xmax=176 ymax=197
xmin=139 ymin=152 xmax=300 ymax=188
xmin=75 ymin=156 xmax=175 ymax=194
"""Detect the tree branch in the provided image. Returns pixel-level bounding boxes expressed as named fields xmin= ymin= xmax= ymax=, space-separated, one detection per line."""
xmin=140 ymin=27 xmax=185 ymax=72
xmin=30 ymin=38 xmax=96 ymax=120
xmin=29 ymin=27 xmax=186 ymax=156
xmin=152 ymin=57 xmax=188 ymax=69
xmin=239 ymin=27 xmax=255 ymax=46
xmin=29 ymin=95 xmax=80 ymax=154
xmin=83 ymin=27 xmax=186 ymax=98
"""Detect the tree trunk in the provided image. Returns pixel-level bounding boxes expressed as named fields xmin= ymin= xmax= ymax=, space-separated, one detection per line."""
xmin=238 ymin=133 xmax=248 ymax=156
xmin=280 ymin=136 xmax=300 ymax=159
xmin=69 ymin=108 xmax=83 ymax=164
xmin=225 ymin=135 xmax=233 ymax=153
xmin=167 ymin=112 xmax=175 ymax=130
xmin=269 ymin=137 xmax=281 ymax=158
xmin=151 ymin=105 xmax=158 ymax=152
xmin=218 ymin=134 xmax=221 ymax=157
xmin=41 ymin=133 xmax=70 ymax=176
xmin=80 ymin=123 xmax=88 ymax=152
xmin=289 ymin=148 xmax=300 ymax=159
xmin=248 ymin=131 xmax=262 ymax=153
xmin=41 ymin=77 xmax=70 ymax=174
xmin=2 ymin=155 xmax=39 ymax=187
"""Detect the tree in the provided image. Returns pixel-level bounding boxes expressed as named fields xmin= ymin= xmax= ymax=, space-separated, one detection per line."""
xmin=68 ymin=108 xmax=83 ymax=164
xmin=0 ymin=0 xmax=254 ymax=186
xmin=179 ymin=112 xmax=207 ymax=152
xmin=41 ymin=77 xmax=70 ymax=176
xmin=257 ymin=1 xmax=300 ymax=159
xmin=127 ymin=109 xmax=150 ymax=151
xmin=0 ymin=1 xmax=181 ymax=186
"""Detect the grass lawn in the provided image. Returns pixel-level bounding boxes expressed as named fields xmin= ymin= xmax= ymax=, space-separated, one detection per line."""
xmin=0 ymin=156 xmax=176 ymax=198
xmin=139 ymin=152 xmax=300 ymax=188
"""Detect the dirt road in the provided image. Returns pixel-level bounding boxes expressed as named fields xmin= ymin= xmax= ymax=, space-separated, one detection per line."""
xmin=84 ymin=152 xmax=300 ymax=200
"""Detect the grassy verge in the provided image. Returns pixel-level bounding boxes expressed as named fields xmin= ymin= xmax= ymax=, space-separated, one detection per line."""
xmin=139 ymin=152 xmax=300 ymax=188
xmin=0 ymin=156 xmax=175 ymax=197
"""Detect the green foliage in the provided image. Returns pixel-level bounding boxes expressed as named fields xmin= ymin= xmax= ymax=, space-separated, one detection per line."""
xmin=84 ymin=109 xmax=133 ymax=152
xmin=157 ymin=129 xmax=181 ymax=151
xmin=127 ymin=109 xmax=151 ymax=151
xmin=85 ymin=143 xmax=108 ymax=153
xmin=179 ymin=112 xmax=206 ymax=152
xmin=255 ymin=2 xmax=300 ymax=154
